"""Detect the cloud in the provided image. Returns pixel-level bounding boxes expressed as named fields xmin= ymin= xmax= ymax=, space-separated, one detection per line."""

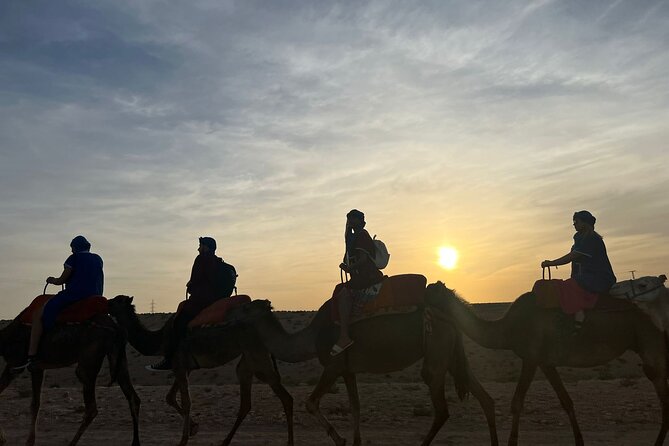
xmin=0 ymin=0 xmax=668 ymax=315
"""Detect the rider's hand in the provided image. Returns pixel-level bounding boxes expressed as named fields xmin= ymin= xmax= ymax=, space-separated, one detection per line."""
xmin=46 ymin=276 xmax=56 ymax=284
xmin=339 ymin=262 xmax=349 ymax=272
xmin=541 ymin=260 xmax=553 ymax=268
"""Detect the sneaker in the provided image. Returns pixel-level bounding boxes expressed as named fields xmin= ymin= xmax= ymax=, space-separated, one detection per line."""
xmin=145 ymin=358 xmax=172 ymax=372
xmin=12 ymin=356 xmax=35 ymax=373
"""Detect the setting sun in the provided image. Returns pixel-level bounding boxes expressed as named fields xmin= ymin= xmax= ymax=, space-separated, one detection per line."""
xmin=438 ymin=246 xmax=459 ymax=270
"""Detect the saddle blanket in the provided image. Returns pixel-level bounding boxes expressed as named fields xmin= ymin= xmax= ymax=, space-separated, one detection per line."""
xmin=329 ymin=274 xmax=427 ymax=323
xmin=533 ymin=278 xmax=598 ymax=314
xmin=18 ymin=294 xmax=108 ymax=325
xmin=179 ymin=294 xmax=252 ymax=328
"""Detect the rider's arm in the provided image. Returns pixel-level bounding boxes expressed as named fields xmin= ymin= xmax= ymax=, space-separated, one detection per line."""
xmin=542 ymin=251 xmax=582 ymax=268
xmin=47 ymin=266 xmax=72 ymax=285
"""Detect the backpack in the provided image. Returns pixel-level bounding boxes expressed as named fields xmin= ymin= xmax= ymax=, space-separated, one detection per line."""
xmin=371 ymin=235 xmax=390 ymax=269
xmin=217 ymin=259 xmax=238 ymax=298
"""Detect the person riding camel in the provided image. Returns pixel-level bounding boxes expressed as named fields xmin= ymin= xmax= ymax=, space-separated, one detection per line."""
xmin=14 ymin=235 xmax=104 ymax=371
xmin=147 ymin=236 xmax=236 ymax=371
xmin=331 ymin=209 xmax=384 ymax=356
xmin=541 ymin=210 xmax=617 ymax=330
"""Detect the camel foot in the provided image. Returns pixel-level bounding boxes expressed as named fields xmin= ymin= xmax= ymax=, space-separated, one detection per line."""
xmin=189 ymin=420 xmax=199 ymax=437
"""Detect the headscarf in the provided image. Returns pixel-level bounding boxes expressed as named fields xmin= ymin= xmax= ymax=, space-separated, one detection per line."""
xmin=70 ymin=235 xmax=91 ymax=253
xmin=573 ymin=210 xmax=596 ymax=227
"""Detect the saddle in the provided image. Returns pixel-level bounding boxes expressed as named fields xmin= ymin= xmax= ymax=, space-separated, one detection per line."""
xmin=329 ymin=274 xmax=427 ymax=323
xmin=177 ymin=294 xmax=252 ymax=328
xmin=18 ymin=294 xmax=108 ymax=325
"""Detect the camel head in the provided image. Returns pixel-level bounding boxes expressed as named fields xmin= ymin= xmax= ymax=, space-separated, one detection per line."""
xmin=609 ymin=275 xmax=668 ymax=302
xmin=231 ymin=299 xmax=274 ymax=324
xmin=107 ymin=295 xmax=137 ymax=319
xmin=425 ymin=281 xmax=458 ymax=307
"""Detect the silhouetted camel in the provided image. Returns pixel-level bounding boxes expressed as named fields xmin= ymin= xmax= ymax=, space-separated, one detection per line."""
xmin=107 ymin=295 xmax=293 ymax=446
xmin=425 ymin=280 xmax=669 ymax=446
xmin=0 ymin=314 xmax=140 ymax=445
xmin=236 ymin=298 xmax=499 ymax=446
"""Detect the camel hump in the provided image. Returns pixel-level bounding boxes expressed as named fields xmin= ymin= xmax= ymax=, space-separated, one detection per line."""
xmin=187 ymin=294 xmax=252 ymax=328
xmin=18 ymin=295 xmax=108 ymax=325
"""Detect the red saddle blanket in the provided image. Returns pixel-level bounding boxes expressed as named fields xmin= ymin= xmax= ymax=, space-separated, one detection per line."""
xmin=329 ymin=274 xmax=427 ymax=322
xmin=533 ymin=278 xmax=610 ymax=314
xmin=18 ymin=294 xmax=108 ymax=325
xmin=177 ymin=295 xmax=252 ymax=328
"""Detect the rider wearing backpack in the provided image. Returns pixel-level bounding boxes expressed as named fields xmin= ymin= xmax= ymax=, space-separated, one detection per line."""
xmin=148 ymin=236 xmax=236 ymax=371
xmin=331 ymin=209 xmax=385 ymax=356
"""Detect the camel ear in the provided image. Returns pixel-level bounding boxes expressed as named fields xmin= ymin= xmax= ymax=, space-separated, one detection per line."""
xmin=129 ymin=296 xmax=134 ymax=303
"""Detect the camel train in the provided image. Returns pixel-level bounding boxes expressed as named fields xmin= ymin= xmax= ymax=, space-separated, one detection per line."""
xmin=1 ymin=273 xmax=669 ymax=445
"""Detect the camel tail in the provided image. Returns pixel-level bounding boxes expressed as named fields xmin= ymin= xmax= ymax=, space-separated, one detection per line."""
xmin=665 ymin=331 xmax=669 ymax=372
xmin=450 ymin=328 xmax=470 ymax=401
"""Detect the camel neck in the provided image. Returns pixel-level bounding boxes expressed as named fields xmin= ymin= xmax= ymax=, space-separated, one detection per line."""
xmin=444 ymin=295 xmax=512 ymax=350
xmin=119 ymin=308 xmax=166 ymax=356
xmin=253 ymin=310 xmax=322 ymax=363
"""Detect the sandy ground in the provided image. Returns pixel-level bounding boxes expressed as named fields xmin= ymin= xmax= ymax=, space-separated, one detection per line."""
xmin=0 ymin=380 xmax=663 ymax=445
xmin=1 ymin=304 xmax=665 ymax=445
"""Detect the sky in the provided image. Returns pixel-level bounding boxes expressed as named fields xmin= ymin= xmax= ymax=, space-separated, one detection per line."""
xmin=1 ymin=0 xmax=668 ymax=317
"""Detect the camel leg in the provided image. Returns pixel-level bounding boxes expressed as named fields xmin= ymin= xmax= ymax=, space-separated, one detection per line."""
xmin=305 ymin=368 xmax=346 ymax=446
xmin=420 ymin=365 xmax=449 ymax=446
xmin=508 ymin=361 xmax=537 ymax=446
xmin=0 ymin=366 xmax=16 ymax=395
xmin=540 ymin=365 xmax=582 ymax=446
xmin=261 ymin=361 xmax=294 ymax=446
xmin=221 ymin=357 xmax=253 ymax=446
xmin=342 ymin=372 xmax=361 ymax=446
xmin=642 ymin=363 xmax=669 ymax=446
xmin=69 ymin=357 xmax=104 ymax=446
xmin=166 ymin=379 xmax=198 ymax=437
xmin=115 ymin=360 xmax=141 ymax=446
xmin=468 ymin=372 xmax=499 ymax=446
xmin=175 ymin=369 xmax=192 ymax=446
xmin=26 ymin=369 xmax=44 ymax=446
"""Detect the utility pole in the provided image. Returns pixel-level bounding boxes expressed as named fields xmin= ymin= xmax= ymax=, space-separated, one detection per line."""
xmin=150 ymin=299 xmax=155 ymax=314
xmin=629 ymin=270 xmax=637 ymax=280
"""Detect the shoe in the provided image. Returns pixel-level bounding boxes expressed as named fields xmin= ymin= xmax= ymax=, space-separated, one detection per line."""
xmin=12 ymin=356 xmax=35 ymax=373
xmin=570 ymin=320 xmax=584 ymax=336
xmin=330 ymin=340 xmax=354 ymax=357
xmin=146 ymin=358 xmax=172 ymax=372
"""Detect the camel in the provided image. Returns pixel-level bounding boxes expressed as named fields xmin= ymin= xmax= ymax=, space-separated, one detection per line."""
xmin=235 ymin=297 xmax=499 ymax=446
xmin=106 ymin=295 xmax=294 ymax=446
xmin=0 ymin=314 xmax=141 ymax=445
xmin=424 ymin=279 xmax=669 ymax=446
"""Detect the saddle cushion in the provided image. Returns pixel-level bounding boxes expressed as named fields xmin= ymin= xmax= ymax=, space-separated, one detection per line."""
xmin=330 ymin=274 xmax=427 ymax=322
xmin=533 ymin=278 xmax=598 ymax=314
xmin=18 ymin=294 xmax=108 ymax=325
xmin=186 ymin=294 xmax=251 ymax=327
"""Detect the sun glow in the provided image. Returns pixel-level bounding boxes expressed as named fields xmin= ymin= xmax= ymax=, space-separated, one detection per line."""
xmin=438 ymin=246 xmax=459 ymax=270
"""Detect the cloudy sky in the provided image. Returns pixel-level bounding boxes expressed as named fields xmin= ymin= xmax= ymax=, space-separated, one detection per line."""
xmin=1 ymin=0 xmax=668 ymax=317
